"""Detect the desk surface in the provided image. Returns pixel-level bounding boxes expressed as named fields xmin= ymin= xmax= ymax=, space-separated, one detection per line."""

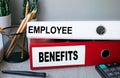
xmin=0 ymin=59 xmax=101 ymax=78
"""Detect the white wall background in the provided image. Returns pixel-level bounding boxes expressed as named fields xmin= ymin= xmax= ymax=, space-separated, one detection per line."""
xmin=10 ymin=0 xmax=120 ymax=25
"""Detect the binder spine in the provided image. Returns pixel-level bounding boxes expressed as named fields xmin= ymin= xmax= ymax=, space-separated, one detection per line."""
xmin=30 ymin=40 xmax=120 ymax=70
xmin=27 ymin=21 xmax=120 ymax=40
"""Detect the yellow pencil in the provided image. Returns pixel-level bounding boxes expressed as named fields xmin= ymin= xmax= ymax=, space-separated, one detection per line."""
xmin=21 ymin=1 xmax=29 ymax=58
xmin=25 ymin=1 xmax=29 ymax=16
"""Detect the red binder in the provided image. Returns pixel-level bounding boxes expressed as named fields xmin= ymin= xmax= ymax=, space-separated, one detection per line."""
xmin=30 ymin=40 xmax=120 ymax=70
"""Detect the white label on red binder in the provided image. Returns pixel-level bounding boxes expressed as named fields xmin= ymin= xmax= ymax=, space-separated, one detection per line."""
xmin=32 ymin=45 xmax=85 ymax=68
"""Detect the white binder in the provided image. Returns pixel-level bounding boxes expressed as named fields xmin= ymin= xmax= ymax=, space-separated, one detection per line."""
xmin=27 ymin=21 xmax=120 ymax=40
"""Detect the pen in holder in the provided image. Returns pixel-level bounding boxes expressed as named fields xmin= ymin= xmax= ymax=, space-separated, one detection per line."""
xmin=2 ymin=26 xmax=29 ymax=63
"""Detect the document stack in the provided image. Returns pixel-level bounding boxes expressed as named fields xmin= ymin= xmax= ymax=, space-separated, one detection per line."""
xmin=27 ymin=21 xmax=120 ymax=70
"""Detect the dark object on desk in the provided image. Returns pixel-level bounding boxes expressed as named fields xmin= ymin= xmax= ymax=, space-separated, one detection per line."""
xmin=2 ymin=70 xmax=47 ymax=77
xmin=95 ymin=62 xmax=120 ymax=78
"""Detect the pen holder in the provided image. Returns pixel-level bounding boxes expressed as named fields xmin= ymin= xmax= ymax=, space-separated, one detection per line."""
xmin=2 ymin=26 xmax=29 ymax=63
